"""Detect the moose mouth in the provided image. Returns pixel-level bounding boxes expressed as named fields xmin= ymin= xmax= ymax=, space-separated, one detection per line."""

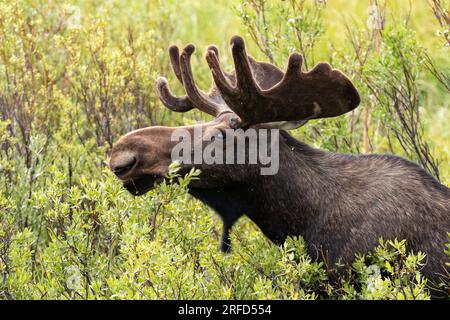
xmin=123 ymin=174 xmax=164 ymax=196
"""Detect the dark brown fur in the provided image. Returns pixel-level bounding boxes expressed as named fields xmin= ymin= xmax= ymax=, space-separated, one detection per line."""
xmin=189 ymin=131 xmax=450 ymax=281
xmin=111 ymin=123 xmax=450 ymax=297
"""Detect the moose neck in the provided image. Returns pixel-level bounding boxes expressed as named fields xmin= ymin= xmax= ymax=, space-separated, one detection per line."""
xmin=188 ymin=131 xmax=338 ymax=244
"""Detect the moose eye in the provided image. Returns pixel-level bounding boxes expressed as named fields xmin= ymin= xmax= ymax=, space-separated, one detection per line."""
xmin=215 ymin=131 xmax=226 ymax=140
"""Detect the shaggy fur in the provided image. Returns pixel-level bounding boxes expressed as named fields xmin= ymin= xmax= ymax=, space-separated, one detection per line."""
xmin=187 ymin=131 xmax=450 ymax=296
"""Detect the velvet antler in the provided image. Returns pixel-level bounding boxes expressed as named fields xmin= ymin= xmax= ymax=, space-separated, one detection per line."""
xmin=156 ymin=36 xmax=360 ymax=128
xmin=156 ymin=44 xmax=231 ymax=117
xmin=205 ymin=36 xmax=360 ymax=128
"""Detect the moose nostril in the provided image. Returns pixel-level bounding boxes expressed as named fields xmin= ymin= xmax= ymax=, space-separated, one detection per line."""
xmin=112 ymin=157 xmax=137 ymax=177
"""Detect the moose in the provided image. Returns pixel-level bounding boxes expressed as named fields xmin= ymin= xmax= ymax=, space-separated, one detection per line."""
xmin=110 ymin=36 xmax=450 ymax=296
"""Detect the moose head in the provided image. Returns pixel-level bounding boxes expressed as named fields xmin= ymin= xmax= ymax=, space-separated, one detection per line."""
xmin=110 ymin=35 xmax=360 ymax=196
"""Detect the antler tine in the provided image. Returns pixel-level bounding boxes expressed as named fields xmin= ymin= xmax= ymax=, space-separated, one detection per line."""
xmin=205 ymin=47 xmax=237 ymax=97
xmin=155 ymin=44 xmax=194 ymax=112
xmin=206 ymin=45 xmax=219 ymax=58
xmin=168 ymin=45 xmax=183 ymax=84
xmin=179 ymin=44 xmax=228 ymax=117
xmin=283 ymin=53 xmax=303 ymax=81
xmin=230 ymin=36 xmax=259 ymax=95
xmin=206 ymin=36 xmax=262 ymax=127
xmin=206 ymin=36 xmax=260 ymax=101
xmin=156 ymin=77 xmax=194 ymax=112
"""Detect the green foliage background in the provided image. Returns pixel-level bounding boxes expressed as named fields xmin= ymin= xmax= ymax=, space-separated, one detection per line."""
xmin=0 ymin=0 xmax=449 ymax=299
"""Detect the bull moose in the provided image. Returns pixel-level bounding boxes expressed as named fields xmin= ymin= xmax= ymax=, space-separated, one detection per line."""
xmin=109 ymin=35 xmax=450 ymax=297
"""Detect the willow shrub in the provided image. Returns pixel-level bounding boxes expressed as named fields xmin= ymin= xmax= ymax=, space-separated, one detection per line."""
xmin=0 ymin=160 xmax=434 ymax=299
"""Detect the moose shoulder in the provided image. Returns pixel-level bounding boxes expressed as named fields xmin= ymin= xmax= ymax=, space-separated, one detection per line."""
xmin=110 ymin=35 xmax=450 ymax=297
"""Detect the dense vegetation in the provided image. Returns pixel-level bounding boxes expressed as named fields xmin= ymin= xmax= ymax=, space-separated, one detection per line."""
xmin=0 ymin=0 xmax=449 ymax=299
